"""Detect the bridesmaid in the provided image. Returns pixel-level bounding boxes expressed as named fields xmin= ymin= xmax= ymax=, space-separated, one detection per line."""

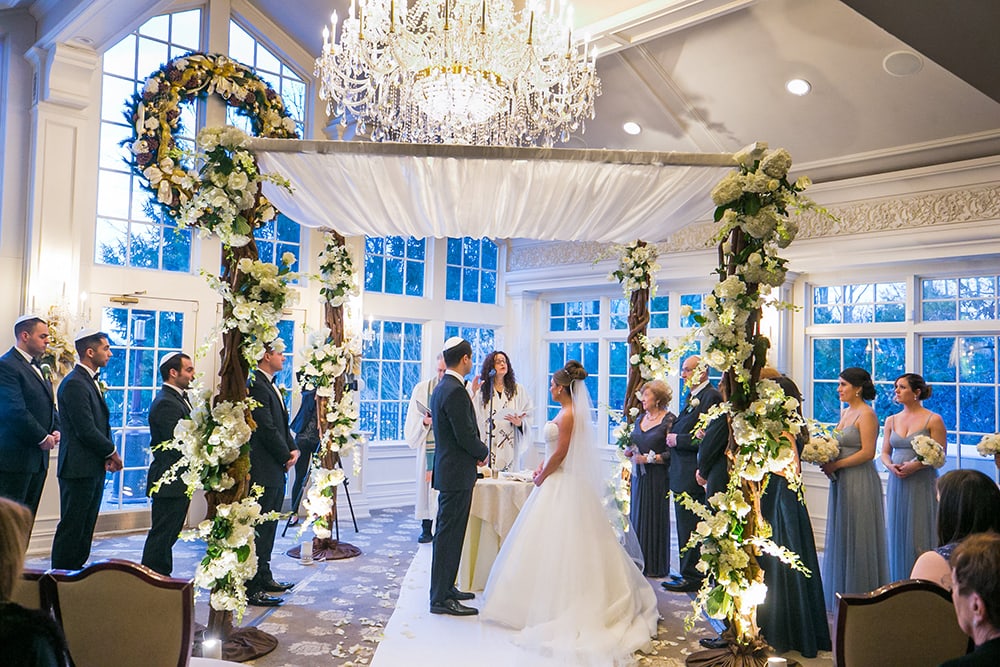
xmin=623 ymin=380 xmax=675 ymax=577
xmin=756 ymin=370 xmax=831 ymax=658
xmin=880 ymin=373 xmax=947 ymax=581
xmin=820 ymin=367 xmax=889 ymax=611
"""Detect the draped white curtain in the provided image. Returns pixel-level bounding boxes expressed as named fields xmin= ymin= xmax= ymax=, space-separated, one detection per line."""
xmin=249 ymin=139 xmax=734 ymax=243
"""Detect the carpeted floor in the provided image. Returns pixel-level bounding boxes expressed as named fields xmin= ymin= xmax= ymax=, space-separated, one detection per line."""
xmin=26 ymin=507 xmax=833 ymax=666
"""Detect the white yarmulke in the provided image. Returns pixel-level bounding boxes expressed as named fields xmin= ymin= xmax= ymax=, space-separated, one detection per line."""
xmin=14 ymin=314 xmax=46 ymax=327
xmin=159 ymin=351 xmax=183 ymax=368
xmin=73 ymin=328 xmax=103 ymax=343
xmin=442 ymin=336 xmax=465 ymax=352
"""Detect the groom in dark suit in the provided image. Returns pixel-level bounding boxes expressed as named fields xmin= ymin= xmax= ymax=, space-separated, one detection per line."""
xmin=141 ymin=351 xmax=195 ymax=576
xmin=51 ymin=329 xmax=122 ymax=570
xmin=662 ymin=355 xmax=724 ymax=593
xmin=429 ymin=337 xmax=489 ymax=616
xmin=0 ymin=315 xmax=60 ymax=522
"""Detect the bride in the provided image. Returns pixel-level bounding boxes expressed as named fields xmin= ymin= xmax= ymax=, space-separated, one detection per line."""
xmin=480 ymin=361 xmax=659 ymax=665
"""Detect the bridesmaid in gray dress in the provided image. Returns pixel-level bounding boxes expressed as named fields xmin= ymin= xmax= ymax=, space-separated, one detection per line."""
xmin=880 ymin=373 xmax=947 ymax=582
xmin=820 ymin=367 xmax=889 ymax=611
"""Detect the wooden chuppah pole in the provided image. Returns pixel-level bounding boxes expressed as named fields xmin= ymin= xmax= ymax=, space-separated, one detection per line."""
xmin=622 ymin=241 xmax=651 ymax=423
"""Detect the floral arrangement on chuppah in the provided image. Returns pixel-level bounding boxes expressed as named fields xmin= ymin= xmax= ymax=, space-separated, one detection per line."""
xmin=677 ymin=142 xmax=834 ymax=663
xmin=127 ymin=51 xmax=298 ymax=654
xmin=292 ymin=231 xmax=366 ymax=561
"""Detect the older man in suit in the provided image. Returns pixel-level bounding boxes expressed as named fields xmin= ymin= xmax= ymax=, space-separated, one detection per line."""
xmin=51 ymin=329 xmax=122 ymax=570
xmin=0 ymin=315 xmax=60 ymax=521
xmin=140 ymin=351 xmax=195 ymax=576
xmin=428 ymin=337 xmax=489 ymax=616
xmin=662 ymin=355 xmax=724 ymax=593
xmin=246 ymin=343 xmax=299 ymax=607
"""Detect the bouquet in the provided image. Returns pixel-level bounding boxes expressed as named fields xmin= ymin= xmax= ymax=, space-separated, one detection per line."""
xmin=977 ymin=433 xmax=1000 ymax=457
xmin=911 ymin=434 xmax=946 ymax=468
xmin=801 ymin=433 xmax=839 ymax=465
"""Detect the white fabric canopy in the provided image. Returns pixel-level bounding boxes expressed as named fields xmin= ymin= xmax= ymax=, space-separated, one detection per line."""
xmin=249 ymin=139 xmax=735 ymax=243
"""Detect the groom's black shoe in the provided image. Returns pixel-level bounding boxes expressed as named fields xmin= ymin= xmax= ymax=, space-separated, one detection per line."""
xmin=661 ymin=578 xmax=701 ymax=593
xmin=418 ymin=519 xmax=433 ymax=544
xmin=448 ymin=588 xmax=475 ymax=601
xmin=430 ymin=599 xmax=478 ymax=616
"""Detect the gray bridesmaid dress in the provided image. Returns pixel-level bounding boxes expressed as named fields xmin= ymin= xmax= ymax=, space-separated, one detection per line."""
xmin=821 ymin=422 xmax=890 ymax=611
xmin=885 ymin=421 xmax=938 ymax=581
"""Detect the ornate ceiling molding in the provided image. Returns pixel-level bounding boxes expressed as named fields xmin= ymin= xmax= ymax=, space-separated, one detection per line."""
xmin=508 ymin=183 xmax=1000 ymax=271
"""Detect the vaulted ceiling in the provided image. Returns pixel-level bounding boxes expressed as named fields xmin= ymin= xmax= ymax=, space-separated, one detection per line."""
xmin=5 ymin=0 xmax=1000 ymax=185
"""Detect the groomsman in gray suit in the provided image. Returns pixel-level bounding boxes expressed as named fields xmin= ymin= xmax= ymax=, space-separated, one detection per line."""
xmin=141 ymin=352 xmax=195 ymax=576
xmin=0 ymin=315 xmax=61 ymax=522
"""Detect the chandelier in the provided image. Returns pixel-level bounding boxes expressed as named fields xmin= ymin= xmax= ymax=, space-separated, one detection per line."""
xmin=315 ymin=0 xmax=601 ymax=146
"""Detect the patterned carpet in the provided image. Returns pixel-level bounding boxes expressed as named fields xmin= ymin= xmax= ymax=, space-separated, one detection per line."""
xmin=26 ymin=507 xmax=832 ymax=666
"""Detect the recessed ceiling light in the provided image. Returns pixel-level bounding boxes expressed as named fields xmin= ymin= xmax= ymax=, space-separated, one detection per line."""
xmin=785 ymin=78 xmax=811 ymax=96
xmin=623 ymin=122 xmax=641 ymax=135
xmin=73 ymin=36 xmax=95 ymax=46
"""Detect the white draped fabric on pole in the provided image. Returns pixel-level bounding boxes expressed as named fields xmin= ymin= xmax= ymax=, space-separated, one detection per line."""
xmin=249 ymin=139 xmax=735 ymax=243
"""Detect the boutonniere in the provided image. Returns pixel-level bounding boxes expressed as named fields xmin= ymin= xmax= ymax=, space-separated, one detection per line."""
xmin=686 ymin=398 xmax=700 ymax=412
xmin=40 ymin=363 xmax=53 ymax=381
xmin=98 ymin=380 xmax=109 ymax=395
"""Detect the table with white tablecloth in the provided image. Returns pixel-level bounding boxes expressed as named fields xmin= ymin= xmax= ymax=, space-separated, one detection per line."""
xmin=457 ymin=477 xmax=534 ymax=592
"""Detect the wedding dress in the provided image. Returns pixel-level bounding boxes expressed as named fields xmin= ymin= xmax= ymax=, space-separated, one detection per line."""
xmin=480 ymin=381 xmax=658 ymax=666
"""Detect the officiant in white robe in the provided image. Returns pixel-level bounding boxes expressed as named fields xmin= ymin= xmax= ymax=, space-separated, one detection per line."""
xmin=472 ymin=351 xmax=533 ymax=473
xmin=403 ymin=355 xmax=446 ymax=543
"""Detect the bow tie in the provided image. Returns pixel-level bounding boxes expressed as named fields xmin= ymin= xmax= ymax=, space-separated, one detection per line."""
xmin=30 ymin=357 xmax=42 ymax=368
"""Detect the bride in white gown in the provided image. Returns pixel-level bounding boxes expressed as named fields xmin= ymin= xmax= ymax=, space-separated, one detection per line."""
xmin=480 ymin=361 xmax=659 ymax=666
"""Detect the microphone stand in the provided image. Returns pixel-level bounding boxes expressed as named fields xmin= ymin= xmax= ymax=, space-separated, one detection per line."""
xmin=487 ymin=370 xmax=497 ymax=479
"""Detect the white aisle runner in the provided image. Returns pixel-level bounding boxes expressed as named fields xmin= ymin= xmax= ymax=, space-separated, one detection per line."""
xmin=371 ymin=544 xmax=558 ymax=667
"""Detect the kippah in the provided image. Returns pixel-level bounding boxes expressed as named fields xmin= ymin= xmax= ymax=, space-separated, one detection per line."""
xmin=442 ymin=336 xmax=465 ymax=352
xmin=73 ymin=328 xmax=102 ymax=342
xmin=14 ymin=314 xmax=46 ymax=326
xmin=159 ymin=351 xmax=183 ymax=368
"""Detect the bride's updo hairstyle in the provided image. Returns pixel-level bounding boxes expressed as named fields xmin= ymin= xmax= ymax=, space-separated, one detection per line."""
xmin=553 ymin=360 xmax=588 ymax=395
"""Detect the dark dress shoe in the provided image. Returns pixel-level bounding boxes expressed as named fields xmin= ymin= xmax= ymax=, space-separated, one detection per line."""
xmin=448 ymin=588 xmax=475 ymax=601
xmin=417 ymin=531 xmax=433 ymax=544
xmin=263 ymin=579 xmax=294 ymax=593
xmin=699 ymin=636 xmax=729 ymax=650
xmin=430 ymin=599 xmax=478 ymax=616
xmin=248 ymin=592 xmax=284 ymax=607
xmin=661 ymin=578 xmax=701 ymax=593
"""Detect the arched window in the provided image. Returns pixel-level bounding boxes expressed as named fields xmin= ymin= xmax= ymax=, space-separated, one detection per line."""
xmin=95 ymin=9 xmax=202 ymax=271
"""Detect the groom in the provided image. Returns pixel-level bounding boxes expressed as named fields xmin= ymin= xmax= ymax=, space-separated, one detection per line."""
xmin=429 ymin=337 xmax=489 ymax=616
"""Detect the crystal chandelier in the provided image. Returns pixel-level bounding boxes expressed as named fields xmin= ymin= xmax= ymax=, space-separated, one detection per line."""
xmin=315 ymin=0 xmax=601 ymax=146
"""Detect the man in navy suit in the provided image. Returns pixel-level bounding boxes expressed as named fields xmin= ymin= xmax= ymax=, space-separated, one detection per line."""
xmin=246 ymin=343 xmax=299 ymax=607
xmin=662 ymin=355 xmax=724 ymax=593
xmin=0 ymin=315 xmax=61 ymax=522
xmin=51 ymin=329 xmax=122 ymax=570
xmin=428 ymin=337 xmax=489 ymax=616
xmin=140 ymin=351 xmax=195 ymax=576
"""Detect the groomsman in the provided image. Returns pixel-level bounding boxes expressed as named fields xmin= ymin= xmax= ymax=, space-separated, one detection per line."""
xmin=429 ymin=338 xmax=489 ymax=616
xmin=246 ymin=344 xmax=299 ymax=607
xmin=0 ymin=315 xmax=60 ymax=521
xmin=51 ymin=329 xmax=122 ymax=570
xmin=662 ymin=355 xmax=723 ymax=593
xmin=403 ymin=354 xmax=446 ymax=543
xmin=141 ymin=352 xmax=195 ymax=576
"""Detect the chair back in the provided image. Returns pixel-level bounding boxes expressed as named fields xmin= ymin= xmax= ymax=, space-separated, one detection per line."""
xmin=48 ymin=559 xmax=193 ymax=667
xmin=10 ymin=567 xmax=48 ymax=610
xmin=835 ymin=579 xmax=972 ymax=667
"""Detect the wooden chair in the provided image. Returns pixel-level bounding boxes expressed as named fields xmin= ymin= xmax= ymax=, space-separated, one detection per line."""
xmin=835 ymin=579 xmax=972 ymax=667
xmin=46 ymin=559 xmax=194 ymax=667
xmin=10 ymin=567 xmax=48 ymax=611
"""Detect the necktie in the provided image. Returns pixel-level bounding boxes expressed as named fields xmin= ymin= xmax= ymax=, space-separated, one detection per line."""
xmin=181 ymin=390 xmax=192 ymax=410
